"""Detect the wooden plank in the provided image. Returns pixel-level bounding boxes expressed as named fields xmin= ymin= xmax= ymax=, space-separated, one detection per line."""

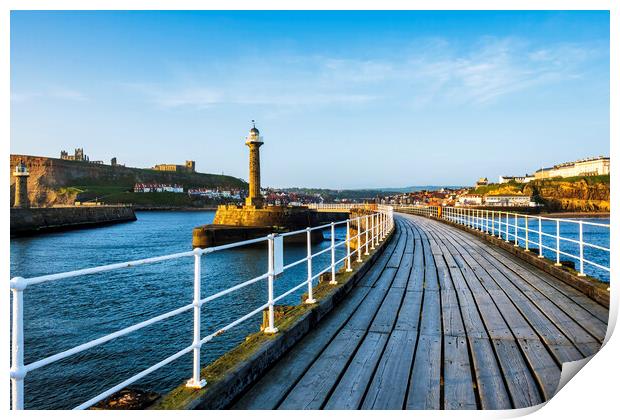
xmin=324 ymin=332 xmax=389 ymax=409
xmin=468 ymin=337 xmax=512 ymax=409
xmin=407 ymin=238 xmax=425 ymax=292
xmin=362 ymin=329 xmax=418 ymax=409
xmin=394 ymin=291 xmax=423 ymax=331
xmin=278 ymin=329 xmax=365 ymax=409
xmin=392 ymin=250 xmax=413 ymax=289
xmin=441 ymin=289 xmax=466 ymax=337
xmin=420 ymin=290 xmax=441 ymax=336
xmin=492 ymin=338 xmax=542 ymax=408
xmin=443 ymin=335 xmax=477 ymax=409
xmin=517 ymin=338 xmax=561 ymax=401
xmin=370 ymin=287 xmax=406 ymax=333
xmin=406 ymin=334 xmax=442 ymax=409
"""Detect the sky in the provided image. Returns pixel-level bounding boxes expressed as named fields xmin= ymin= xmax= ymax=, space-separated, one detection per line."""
xmin=10 ymin=11 xmax=610 ymax=189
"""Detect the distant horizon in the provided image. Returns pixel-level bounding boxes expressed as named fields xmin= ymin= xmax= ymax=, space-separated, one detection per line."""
xmin=11 ymin=11 xmax=609 ymax=188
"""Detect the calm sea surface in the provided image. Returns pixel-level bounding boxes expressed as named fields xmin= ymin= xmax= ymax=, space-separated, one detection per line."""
xmin=10 ymin=211 xmax=609 ymax=409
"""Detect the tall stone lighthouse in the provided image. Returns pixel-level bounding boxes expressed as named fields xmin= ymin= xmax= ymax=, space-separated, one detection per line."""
xmin=245 ymin=121 xmax=264 ymax=208
xmin=13 ymin=161 xmax=30 ymax=208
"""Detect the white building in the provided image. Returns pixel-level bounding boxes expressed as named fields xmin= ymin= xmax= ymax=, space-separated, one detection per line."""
xmin=457 ymin=194 xmax=483 ymax=206
xmin=484 ymin=195 xmax=532 ymax=207
xmin=534 ymin=156 xmax=610 ymax=180
xmin=498 ymin=175 xmax=535 ymax=184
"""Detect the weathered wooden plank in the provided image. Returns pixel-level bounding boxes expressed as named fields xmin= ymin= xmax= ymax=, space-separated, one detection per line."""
xmin=392 ymin=250 xmax=413 ymax=289
xmin=517 ymin=338 xmax=561 ymax=401
xmin=370 ymin=287 xmax=406 ymax=333
xmin=325 ymin=332 xmax=389 ymax=409
xmin=468 ymin=337 xmax=512 ymax=409
xmin=408 ymin=239 xmax=425 ymax=292
xmin=441 ymin=289 xmax=466 ymax=337
xmin=394 ymin=291 xmax=423 ymax=331
xmin=492 ymin=338 xmax=542 ymax=408
xmin=443 ymin=335 xmax=477 ymax=409
xmin=420 ymin=290 xmax=441 ymax=336
xmin=362 ymin=329 xmax=418 ymax=409
xmin=278 ymin=329 xmax=365 ymax=409
xmin=406 ymin=334 xmax=442 ymax=409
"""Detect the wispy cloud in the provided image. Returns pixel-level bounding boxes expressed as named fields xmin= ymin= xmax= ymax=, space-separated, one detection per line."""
xmin=11 ymin=86 xmax=88 ymax=103
xmin=127 ymin=36 xmax=604 ymax=111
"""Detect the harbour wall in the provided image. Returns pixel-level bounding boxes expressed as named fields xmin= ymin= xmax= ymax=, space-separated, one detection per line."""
xmin=10 ymin=205 xmax=137 ymax=236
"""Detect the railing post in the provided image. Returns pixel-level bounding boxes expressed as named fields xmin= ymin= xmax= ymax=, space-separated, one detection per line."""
xmin=375 ymin=214 xmax=380 ymax=246
xmin=305 ymin=228 xmax=316 ymax=303
xmin=264 ymin=234 xmax=278 ymax=334
xmin=356 ymin=217 xmax=362 ymax=262
xmin=346 ymin=221 xmax=352 ymax=272
xmin=186 ymin=250 xmax=206 ymax=389
xmin=555 ymin=219 xmax=562 ymax=266
xmin=10 ymin=277 xmax=26 ymax=410
xmin=514 ymin=214 xmax=519 ymax=247
xmin=370 ymin=215 xmax=376 ymax=250
xmin=578 ymin=221 xmax=585 ymax=277
xmin=538 ymin=217 xmax=544 ymax=258
xmin=330 ymin=222 xmax=337 ymax=284
xmin=491 ymin=211 xmax=495 ymax=236
xmin=505 ymin=212 xmax=510 ymax=242
xmin=524 ymin=215 xmax=529 ymax=251
xmin=364 ymin=215 xmax=370 ymax=256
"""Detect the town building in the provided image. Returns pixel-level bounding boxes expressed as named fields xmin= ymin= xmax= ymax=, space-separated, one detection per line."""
xmin=153 ymin=160 xmax=196 ymax=173
xmin=498 ymin=175 xmax=535 ymax=184
xmin=484 ymin=194 xmax=533 ymax=207
xmin=534 ymin=156 xmax=610 ymax=180
xmin=60 ymin=148 xmax=89 ymax=162
xmin=457 ymin=194 xmax=483 ymax=206
xmin=133 ymin=183 xmax=184 ymax=193
xmin=475 ymin=177 xmax=488 ymax=187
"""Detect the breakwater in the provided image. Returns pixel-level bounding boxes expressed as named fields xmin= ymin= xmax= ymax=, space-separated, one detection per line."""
xmin=10 ymin=205 xmax=137 ymax=236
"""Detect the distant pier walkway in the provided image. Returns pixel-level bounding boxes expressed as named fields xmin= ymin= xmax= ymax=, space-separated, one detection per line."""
xmin=232 ymin=213 xmax=608 ymax=410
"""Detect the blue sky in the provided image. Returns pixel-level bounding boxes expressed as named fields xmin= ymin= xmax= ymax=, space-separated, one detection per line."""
xmin=10 ymin=11 xmax=609 ymax=188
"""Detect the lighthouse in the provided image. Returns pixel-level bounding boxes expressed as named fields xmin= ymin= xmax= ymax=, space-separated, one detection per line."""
xmin=245 ymin=120 xmax=264 ymax=208
xmin=13 ymin=161 xmax=30 ymax=208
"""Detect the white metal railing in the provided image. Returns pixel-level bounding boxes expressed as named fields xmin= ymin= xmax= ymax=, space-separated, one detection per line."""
xmin=9 ymin=205 xmax=394 ymax=410
xmin=306 ymin=203 xmax=373 ymax=210
xmin=397 ymin=205 xmax=610 ymax=279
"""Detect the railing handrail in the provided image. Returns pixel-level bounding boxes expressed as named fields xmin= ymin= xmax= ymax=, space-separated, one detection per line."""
xmin=10 ymin=205 xmax=395 ymax=410
xmin=396 ymin=205 xmax=610 ymax=278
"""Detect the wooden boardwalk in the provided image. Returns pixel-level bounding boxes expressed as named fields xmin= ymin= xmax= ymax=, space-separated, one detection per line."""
xmin=232 ymin=213 xmax=608 ymax=410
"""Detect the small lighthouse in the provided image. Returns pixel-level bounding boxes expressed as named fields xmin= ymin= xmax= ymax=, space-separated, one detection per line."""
xmin=245 ymin=120 xmax=264 ymax=208
xmin=13 ymin=161 xmax=30 ymax=208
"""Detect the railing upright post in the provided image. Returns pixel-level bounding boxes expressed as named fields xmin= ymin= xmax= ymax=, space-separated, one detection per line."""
xmin=346 ymin=220 xmax=352 ymax=272
xmin=10 ymin=277 xmax=26 ymax=410
xmin=505 ymin=212 xmax=510 ymax=242
xmin=264 ymin=234 xmax=278 ymax=334
xmin=578 ymin=221 xmax=585 ymax=277
xmin=305 ymin=228 xmax=316 ymax=303
xmin=375 ymin=214 xmax=380 ymax=246
xmin=491 ymin=211 xmax=495 ymax=236
xmin=330 ymin=222 xmax=337 ymax=284
xmin=525 ymin=215 xmax=529 ymax=251
xmin=186 ymin=250 xmax=206 ymax=389
xmin=356 ymin=217 xmax=362 ymax=263
xmin=514 ymin=214 xmax=519 ymax=247
xmin=538 ymin=217 xmax=544 ymax=258
xmin=555 ymin=219 xmax=562 ymax=266
xmin=370 ymin=215 xmax=376 ymax=250
xmin=364 ymin=215 xmax=370 ymax=256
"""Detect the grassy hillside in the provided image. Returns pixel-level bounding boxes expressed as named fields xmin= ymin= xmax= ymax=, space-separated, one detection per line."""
xmin=10 ymin=154 xmax=248 ymax=207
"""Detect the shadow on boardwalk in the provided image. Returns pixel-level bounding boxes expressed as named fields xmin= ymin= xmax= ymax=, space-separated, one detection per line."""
xmin=231 ymin=214 xmax=608 ymax=410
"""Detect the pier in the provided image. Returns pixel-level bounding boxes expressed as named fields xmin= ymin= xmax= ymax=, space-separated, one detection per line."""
xmin=9 ymin=205 xmax=608 ymax=410
xmin=232 ymin=213 xmax=607 ymax=409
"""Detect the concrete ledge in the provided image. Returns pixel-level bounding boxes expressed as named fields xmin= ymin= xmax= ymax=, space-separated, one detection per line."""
xmin=150 ymin=228 xmax=395 ymax=410
xmin=398 ymin=211 xmax=609 ymax=308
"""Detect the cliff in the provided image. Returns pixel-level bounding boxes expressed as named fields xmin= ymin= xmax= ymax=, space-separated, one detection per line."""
xmin=9 ymin=154 xmax=247 ymax=207
xmin=471 ymin=175 xmax=610 ymax=212
xmin=523 ymin=178 xmax=610 ymax=212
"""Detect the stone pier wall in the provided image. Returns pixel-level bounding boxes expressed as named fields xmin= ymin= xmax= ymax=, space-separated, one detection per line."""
xmin=10 ymin=206 xmax=137 ymax=236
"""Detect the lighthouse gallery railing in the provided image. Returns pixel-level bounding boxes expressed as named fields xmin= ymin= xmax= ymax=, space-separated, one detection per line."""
xmin=10 ymin=205 xmax=394 ymax=410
